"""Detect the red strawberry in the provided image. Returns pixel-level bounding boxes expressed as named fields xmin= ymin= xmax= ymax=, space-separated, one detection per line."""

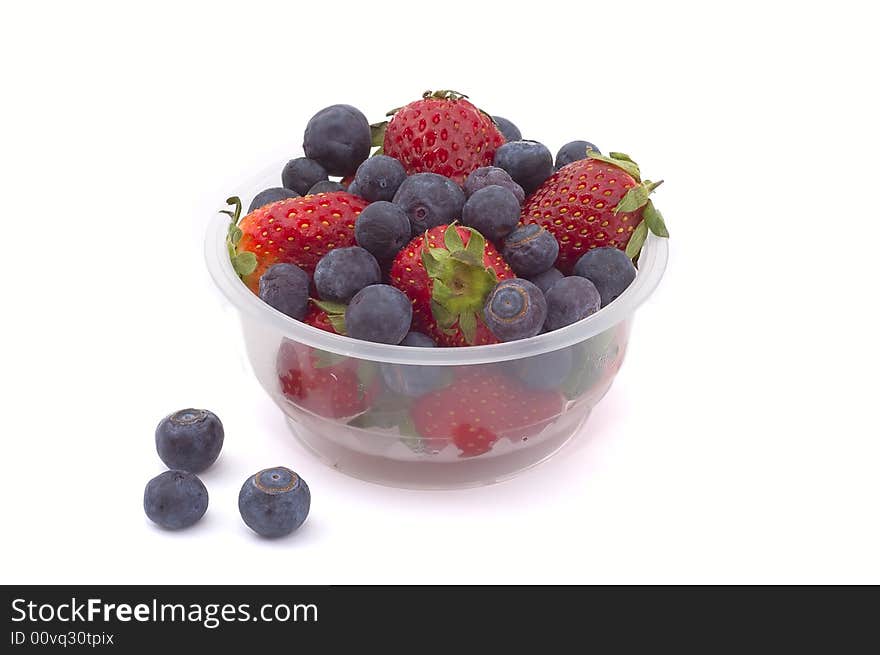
xmin=380 ymin=90 xmax=504 ymax=185
xmin=276 ymin=340 xmax=379 ymax=419
xmin=224 ymin=192 xmax=367 ymax=293
xmin=522 ymin=152 xmax=668 ymax=273
xmin=411 ymin=370 xmax=565 ymax=457
xmin=390 ymin=224 xmax=514 ymax=346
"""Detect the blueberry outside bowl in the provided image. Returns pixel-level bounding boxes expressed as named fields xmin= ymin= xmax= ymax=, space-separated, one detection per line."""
xmin=206 ymin=163 xmax=668 ymax=489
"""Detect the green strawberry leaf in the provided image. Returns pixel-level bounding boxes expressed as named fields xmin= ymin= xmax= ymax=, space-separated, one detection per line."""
xmin=327 ymin=314 xmax=346 ymax=335
xmin=614 ymin=185 xmax=650 ymax=215
xmin=587 ymin=151 xmax=641 ymax=182
xmin=463 ymin=227 xmax=485 ymax=261
xmin=313 ymin=349 xmax=349 ymax=369
xmin=458 ymin=311 xmax=477 ymax=345
xmin=643 ymin=200 xmax=670 ymax=238
xmin=431 ymin=279 xmax=456 ymax=306
xmin=310 ymin=299 xmax=347 ymax=334
xmin=232 ymin=252 xmax=257 ymax=276
xmin=370 ymin=121 xmax=388 ymax=148
xmin=625 ymin=221 xmax=649 ymax=260
xmin=444 ymin=224 xmax=465 ymax=251
xmin=311 ymin=298 xmax=348 ymax=315
xmin=609 ymin=152 xmax=635 ymax=163
xmin=356 ymin=360 xmax=379 ymax=396
xmin=431 ymin=301 xmax=457 ymax=329
xmin=421 ymin=248 xmax=444 ymax=279
xmin=643 ymin=179 xmax=664 ymax=194
xmin=222 ymin=196 xmax=242 ymax=223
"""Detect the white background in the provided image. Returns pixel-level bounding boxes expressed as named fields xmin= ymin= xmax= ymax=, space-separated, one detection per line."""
xmin=1 ymin=1 xmax=878 ymax=584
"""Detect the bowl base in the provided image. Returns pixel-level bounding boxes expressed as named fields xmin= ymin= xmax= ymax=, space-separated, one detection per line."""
xmin=285 ymin=412 xmax=591 ymax=490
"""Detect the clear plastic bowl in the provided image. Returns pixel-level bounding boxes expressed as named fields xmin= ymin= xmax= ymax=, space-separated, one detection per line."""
xmin=205 ymin=166 xmax=668 ymax=489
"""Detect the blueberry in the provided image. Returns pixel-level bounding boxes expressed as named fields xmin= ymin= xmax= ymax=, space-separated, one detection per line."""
xmin=502 ymin=224 xmax=559 ymax=277
xmin=507 ymin=348 xmax=574 ymax=390
xmin=313 ymin=247 xmax=381 ymax=303
xmin=492 ymin=115 xmax=522 ymax=142
xmin=248 ymin=187 xmax=299 ymax=213
xmin=463 ymin=166 xmax=525 ymax=204
xmin=493 ymin=140 xmax=554 ymax=195
xmin=307 ymin=180 xmax=346 ymax=195
xmin=380 ymin=332 xmax=448 ymax=397
xmin=461 ymin=185 xmax=521 ymax=242
xmin=155 ymin=409 xmax=224 ymax=473
xmin=355 ymin=201 xmax=412 ymax=260
xmin=483 ymin=279 xmax=547 ymax=342
xmin=572 ymin=247 xmax=637 ymax=307
xmin=353 ymin=155 xmax=407 ymax=202
xmin=238 ymin=467 xmax=310 ymax=538
xmin=555 ymin=140 xmax=600 ymax=170
xmin=392 ymin=172 xmax=466 ymax=236
xmin=527 ymin=267 xmax=564 ymax=295
xmin=303 ymin=104 xmax=371 ymax=176
xmin=346 ymin=181 xmax=362 ymax=197
xmin=144 ymin=470 xmax=208 ymax=530
xmin=346 ymin=285 xmax=412 ymax=344
xmin=281 ymin=157 xmax=329 ymax=196
xmin=543 ymin=276 xmax=601 ymax=331
xmin=399 ymin=331 xmax=436 ymax=347
xmin=258 ymin=263 xmax=310 ymax=320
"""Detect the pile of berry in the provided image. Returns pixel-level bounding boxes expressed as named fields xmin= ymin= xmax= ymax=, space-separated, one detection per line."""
xmin=144 ymin=408 xmax=310 ymax=537
xmin=226 ymin=90 xmax=668 ymax=347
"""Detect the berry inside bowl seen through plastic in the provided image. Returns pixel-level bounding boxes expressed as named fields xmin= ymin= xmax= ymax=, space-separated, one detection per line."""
xmin=205 ymin=163 xmax=668 ymax=489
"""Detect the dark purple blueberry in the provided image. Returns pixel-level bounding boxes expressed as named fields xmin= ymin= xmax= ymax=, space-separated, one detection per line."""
xmin=527 ymin=267 xmax=564 ymax=295
xmin=555 ymin=140 xmax=600 ymax=170
xmin=392 ymin=172 xmax=466 ymax=236
xmin=492 ymin=115 xmax=522 ymax=142
xmin=238 ymin=467 xmax=310 ymax=538
xmin=307 ymin=180 xmax=346 ymax=195
xmin=483 ymin=279 xmax=547 ymax=342
xmin=346 ymin=285 xmax=412 ymax=344
xmin=493 ymin=140 xmax=554 ymax=195
xmin=346 ymin=181 xmax=362 ymax=197
xmin=463 ymin=166 xmax=525 ymax=204
xmin=507 ymin=348 xmax=574 ymax=390
xmin=355 ymin=201 xmax=411 ymax=260
xmin=572 ymin=247 xmax=637 ymax=307
xmin=313 ymin=247 xmax=381 ymax=303
xmin=302 ymin=104 xmax=371 ymax=176
xmin=544 ymin=276 xmax=601 ymax=331
xmin=400 ymin=331 xmax=435 ymax=348
xmin=144 ymin=470 xmax=208 ymax=530
xmin=461 ymin=185 xmax=521 ymax=242
xmin=353 ymin=155 xmax=407 ymax=202
xmin=155 ymin=409 xmax=224 ymax=473
xmin=248 ymin=187 xmax=299 ymax=213
xmin=281 ymin=157 xmax=328 ymax=196
xmin=380 ymin=331 xmax=447 ymax=397
xmin=258 ymin=263 xmax=310 ymax=320
xmin=502 ymin=224 xmax=559 ymax=277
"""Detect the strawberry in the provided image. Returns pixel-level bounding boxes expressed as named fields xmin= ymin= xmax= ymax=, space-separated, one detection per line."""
xmin=390 ymin=224 xmax=514 ymax=347
xmin=223 ymin=192 xmax=368 ymax=293
xmin=522 ymin=152 xmax=668 ymax=273
xmin=276 ymin=339 xmax=379 ymax=419
xmin=378 ymin=90 xmax=504 ymax=185
xmin=411 ymin=370 xmax=566 ymax=457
